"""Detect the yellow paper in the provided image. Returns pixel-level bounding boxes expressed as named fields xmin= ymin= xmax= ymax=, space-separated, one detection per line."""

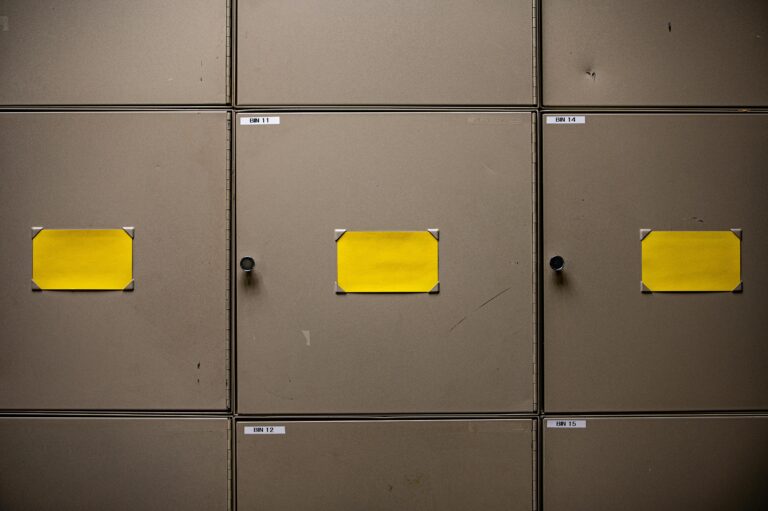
xmin=336 ymin=231 xmax=438 ymax=293
xmin=32 ymin=229 xmax=133 ymax=290
xmin=641 ymin=230 xmax=741 ymax=292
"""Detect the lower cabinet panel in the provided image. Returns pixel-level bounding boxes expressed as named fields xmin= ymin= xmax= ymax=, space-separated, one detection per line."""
xmin=236 ymin=419 xmax=535 ymax=511
xmin=0 ymin=418 xmax=230 ymax=511
xmin=544 ymin=416 xmax=768 ymax=510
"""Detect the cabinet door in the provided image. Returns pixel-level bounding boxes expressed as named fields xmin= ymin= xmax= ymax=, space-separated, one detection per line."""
xmin=0 ymin=1 xmax=228 ymax=105
xmin=237 ymin=419 xmax=535 ymax=511
xmin=0 ymin=418 xmax=230 ymax=511
xmin=542 ymin=0 xmax=768 ymax=106
xmin=236 ymin=0 xmax=535 ymax=106
xmin=236 ymin=112 xmax=536 ymax=414
xmin=544 ymin=416 xmax=768 ymax=510
xmin=543 ymin=114 xmax=768 ymax=412
xmin=0 ymin=112 xmax=229 ymax=410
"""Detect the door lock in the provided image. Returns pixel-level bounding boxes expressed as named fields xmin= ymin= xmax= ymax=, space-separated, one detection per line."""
xmin=549 ymin=255 xmax=565 ymax=272
xmin=240 ymin=256 xmax=256 ymax=272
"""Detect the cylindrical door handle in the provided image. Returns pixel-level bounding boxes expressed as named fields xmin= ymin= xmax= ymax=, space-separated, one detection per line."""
xmin=240 ymin=256 xmax=256 ymax=272
xmin=549 ymin=255 xmax=565 ymax=272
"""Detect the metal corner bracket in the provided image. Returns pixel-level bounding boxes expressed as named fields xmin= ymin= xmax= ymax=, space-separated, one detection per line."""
xmin=639 ymin=228 xmax=652 ymax=241
xmin=427 ymin=229 xmax=439 ymax=240
xmin=31 ymin=226 xmax=44 ymax=239
xmin=334 ymin=229 xmax=346 ymax=242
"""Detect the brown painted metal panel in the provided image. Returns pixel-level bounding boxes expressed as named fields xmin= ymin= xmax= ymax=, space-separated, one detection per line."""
xmin=544 ymin=416 xmax=768 ymax=510
xmin=543 ymin=114 xmax=768 ymax=412
xmin=0 ymin=112 xmax=229 ymax=410
xmin=542 ymin=0 xmax=768 ymax=106
xmin=236 ymin=0 xmax=536 ymax=106
xmin=0 ymin=417 xmax=230 ymax=511
xmin=0 ymin=1 xmax=228 ymax=105
xmin=237 ymin=419 xmax=535 ymax=511
xmin=236 ymin=112 xmax=536 ymax=414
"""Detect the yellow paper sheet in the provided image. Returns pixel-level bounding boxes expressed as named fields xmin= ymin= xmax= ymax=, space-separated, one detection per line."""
xmin=641 ymin=230 xmax=741 ymax=292
xmin=336 ymin=231 xmax=438 ymax=293
xmin=32 ymin=228 xmax=133 ymax=290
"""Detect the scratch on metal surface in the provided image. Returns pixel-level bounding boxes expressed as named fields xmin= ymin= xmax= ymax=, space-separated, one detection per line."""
xmin=476 ymin=286 xmax=513 ymax=311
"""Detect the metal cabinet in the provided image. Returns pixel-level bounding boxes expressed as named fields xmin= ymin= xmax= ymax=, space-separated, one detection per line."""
xmin=0 ymin=1 xmax=228 ymax=105
xmin=236 ymin=0 xmax=536 ymax=106
xmin=0 ymin=417 xmax=230 ymax=511
xmin=542 ymin=0 xmax=768 ymax=106
xmin=544 ymin=416 xmax=768 ymax=510
xmin=236 ymin=112 xmax=536 ymax=414
xmin=0 ymin=112 xmax=230 ymax=410
xmin=543 ymin=113 xmax=768 ymax=412
xmin=237 ymin=419 xmax=535 ymax=511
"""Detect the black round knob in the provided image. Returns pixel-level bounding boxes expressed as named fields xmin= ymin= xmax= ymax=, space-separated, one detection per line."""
xmin=240 ymin=256 xmax=256 ymax=272
xmin=549 ymin=255 xmax=565 ymax=272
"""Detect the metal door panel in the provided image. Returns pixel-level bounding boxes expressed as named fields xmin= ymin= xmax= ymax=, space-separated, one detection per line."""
xmin=236 ymin=112 xmax=536 ymax=413
xmin=543 ymin=113 xmax=768 ymax=412
xmin=237 ymin=419 xmax=535 ymax=511
xmin=544 ymin=416 xmax=768 ymax=510
xmin=236 ymin=0 xmax=536 ymax=106
xmin=0 ymin=417 xmax=230 ymax=511
xmin=0 ymin=1 xmax=228 ymax=105
xmin=0 ymin=112 xmax=229 ymax=410
xmin=542 ymin=0 xmax=768 ymax=106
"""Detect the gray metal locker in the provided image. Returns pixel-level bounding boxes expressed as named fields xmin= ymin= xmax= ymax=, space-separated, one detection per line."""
xmin=542 ymin=0 xmax=768 ymax=106
xmin=237 ymin=419 xmax=536 ymax=511
xmin=544 ymin=416 xmax=768 ymax=510
xmin=0 ymin=112 xmax=230 ymax=410
xmin=236 ymin=0 xmax=536 ymax=106
xmin=236 ymin=112 xmax=536 ymax=414
xmin=0 ymin=417 xmax=230 ymax=511
xmin=0 ymin=0 xmax=228 ymax=105
xmin=543 ymin=113 xmax=768 ymax=412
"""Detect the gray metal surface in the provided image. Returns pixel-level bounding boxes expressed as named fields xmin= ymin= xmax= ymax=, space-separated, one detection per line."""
xmin=0 ymin=1 xmax=228 ymax=105
xmin=0 ymin=112 xmax=229 ymax=410
xmin=543 ymin=113 xmax=768 ymax=412
xmin=544 ymin=416 xmax=768 ymax=510
xmin=0 ymin=417 xmax=230 ymax=511
xmin=237 ymin=419 xmax=535 ymax=511
xmin=236 ymin=112 xmax=536 ymax=414
xmin=542 ymin=0 xmax=768 ymax=106
xmin=236 ymin=0 xmax=535 ymax=105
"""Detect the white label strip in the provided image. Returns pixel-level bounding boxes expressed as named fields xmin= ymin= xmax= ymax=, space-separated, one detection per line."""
xmin=546 ymin=115 xmax=585 ymax=124
xmin=240 ymin=116 xmax=281 ymax=126
xmin=244 ymin=425 xmax=286 ymax=435
xmin=547 ymin=419 xmax=587 ymax=429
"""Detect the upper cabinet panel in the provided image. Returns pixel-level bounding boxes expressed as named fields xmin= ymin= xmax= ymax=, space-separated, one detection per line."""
xmin=542 ymin=0 xmax=768 ymax=106
xmin=236 ymin=0 xmax=536 ymax=106
xmin=0 ymin=1 xmax=228 ymax=105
